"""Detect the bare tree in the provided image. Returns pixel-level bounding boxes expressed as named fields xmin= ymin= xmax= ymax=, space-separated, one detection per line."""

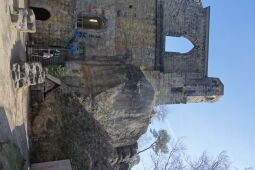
xmin=153 ymin=106 xmax=169 ymax=122
xmin=186 ymin=151 xmax=230 ymax=170
xmin=149 ymin=149 xmax=232 ymax=170
xmin=137 ymin=129 xmax=170 ymax=155
xmin=150 ymin=151 xmax=162 ymax=170
xmin=243 ymin=168 xmax=255 ymax=170
xmin=145 ymin=136 xmax=253 ymax=170
xmin=150 ymin=138 xmax=185 ymax=170
xmin=164 ymin=138 xmax=185 ymax=170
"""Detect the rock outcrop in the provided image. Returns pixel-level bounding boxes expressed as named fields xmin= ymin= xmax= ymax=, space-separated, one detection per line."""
xmin=31 ymin=64 xmax=155 ymax=169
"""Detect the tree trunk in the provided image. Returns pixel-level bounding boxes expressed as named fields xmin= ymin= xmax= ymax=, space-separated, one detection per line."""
xmin=137 ymin=140 xmax=157 ymax=155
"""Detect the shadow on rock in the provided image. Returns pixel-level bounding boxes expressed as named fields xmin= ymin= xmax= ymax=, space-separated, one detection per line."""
xmin=10 ymin=40 xmax=26 ymax=65
xmin=30 ymin=89 xmax=137 ymax=170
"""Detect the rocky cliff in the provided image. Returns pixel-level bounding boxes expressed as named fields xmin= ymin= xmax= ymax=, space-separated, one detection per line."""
xmin=31 ymin=64 xmax=156 ymax=169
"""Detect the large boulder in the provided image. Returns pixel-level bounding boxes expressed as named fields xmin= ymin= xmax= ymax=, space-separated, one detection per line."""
xmin=31 ymin=64 xmax=155 ymax=169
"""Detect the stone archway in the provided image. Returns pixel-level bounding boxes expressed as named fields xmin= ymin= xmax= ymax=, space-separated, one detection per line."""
xmin=30 ymin=7 xmax=51 ymax=21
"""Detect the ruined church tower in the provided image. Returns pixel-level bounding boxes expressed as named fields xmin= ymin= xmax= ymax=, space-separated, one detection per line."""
xmin=27 ymin=0 xmax=224 ymax=169
xmin=29 ymin=0 xmax=223 ymax=105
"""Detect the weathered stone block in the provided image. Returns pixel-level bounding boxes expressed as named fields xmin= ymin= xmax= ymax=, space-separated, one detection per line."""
xmin=11 ymin=9 xmax=36 ymax=33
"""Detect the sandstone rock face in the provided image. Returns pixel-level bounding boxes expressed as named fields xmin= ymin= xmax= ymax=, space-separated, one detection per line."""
xmin=73 ymin=65 xmax=155 ymax=147
xmin=31 ymin=89 xmax=114 ymax=169
xmin=31 ymin=89 xmax=139 ymax=169
xmin=31 ymin=64 xmax=155 ymax=169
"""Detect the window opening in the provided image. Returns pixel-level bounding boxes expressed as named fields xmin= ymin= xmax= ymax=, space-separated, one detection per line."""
xmin=77 ymin=16 xmax=105 ymax=30
xmin=171 ymin=87 xmax=185 ymax=93
xmin=206 ymin=96 xmax=216 ymax=101
xmin=30 ymin=7 xmax=51 ymax=21
xmin=165 ymin=36 xmax=194 ymax=53
xmin=185 ymin=89 xmax=196 ymax=95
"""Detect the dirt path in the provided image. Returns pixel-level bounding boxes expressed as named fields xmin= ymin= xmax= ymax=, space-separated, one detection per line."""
xmin=0 ymin=0 xmax=30 ymax=169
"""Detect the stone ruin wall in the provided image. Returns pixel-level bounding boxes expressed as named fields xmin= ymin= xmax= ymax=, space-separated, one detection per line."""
xmin=29 ymin=0 xmax=213 ymax=78
xmin=29 ymin=0 xmax=75 ymax=47
xmin=28 ymin=0 xmax=224 ymax=150
xmin=73 ymin=0 xmax=157 ymax=69
xmin=143 ymin=71 xmax=224 ymax=105
xmin=114 ymin=0 xmax=156 ymax=69
xmin=142 ymin=0 xmax=223 ymax=105
xmin=161 ymin=0 xmax=210 ymax=77
xmin=74 ymin=0 xmax=117 ymax=58
xmin=29 ymin=0 xmax=157 ymax=70
xmin=27 ymin=0 xmax=224 ymax=169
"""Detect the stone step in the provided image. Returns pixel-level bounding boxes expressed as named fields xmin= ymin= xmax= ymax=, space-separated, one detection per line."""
xmin=31 ymin=160 xmax=72 ymax=170
xmin=11 ymin=62 xmax=45 ymax=88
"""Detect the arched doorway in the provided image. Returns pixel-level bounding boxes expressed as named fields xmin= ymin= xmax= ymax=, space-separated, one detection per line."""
xmin=30 ymin=7 xmax=51 ymax=21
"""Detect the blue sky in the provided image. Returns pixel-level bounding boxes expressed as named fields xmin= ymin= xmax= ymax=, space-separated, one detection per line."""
xmin=134 ymin=0 xmax=255 ymax=169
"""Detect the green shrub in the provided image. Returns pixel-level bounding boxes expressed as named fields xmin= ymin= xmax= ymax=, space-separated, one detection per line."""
xmin=47 ymin=65 xmax=68 ymax=78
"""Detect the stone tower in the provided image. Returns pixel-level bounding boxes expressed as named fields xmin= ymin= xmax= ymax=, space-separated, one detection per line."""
xmin=148 ymin=0 xmax=224 ymax=105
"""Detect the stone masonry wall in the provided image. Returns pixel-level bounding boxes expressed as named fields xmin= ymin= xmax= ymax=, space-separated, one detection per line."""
xmin=30 ymin=0 xmax=75 ymax=47
xmin=161 ymin=0 xmax=210 ymax=77
xmin=30 ymin=0 xmax=157 ymax=69
xmin=143 ymin=71 xmax=224 ymax=105
xmin=73 ymin=0 xmax=157 ymax=69
xmin=115 ymin=0 xmax=156 ymax=69
xmin=75 ymin=0 xmax=117 ymax=58
xmin=28 ymin=0 xmax=224 ymax=169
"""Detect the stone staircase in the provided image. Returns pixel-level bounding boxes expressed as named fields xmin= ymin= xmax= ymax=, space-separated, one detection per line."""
xmin=11 ymin=62 xmax=45 ymax=88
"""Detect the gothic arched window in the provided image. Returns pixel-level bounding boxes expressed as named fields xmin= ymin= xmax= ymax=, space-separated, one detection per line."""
xmin=165 ymin=36 xmax=194 ymax=54
xmin=77 ymin=16 xmax=105 ymax=30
